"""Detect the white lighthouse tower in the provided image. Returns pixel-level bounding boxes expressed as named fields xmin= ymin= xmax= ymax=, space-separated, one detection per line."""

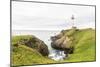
xmin=71 ymin=15 xmax=75 ymax=27
xmin=71 ymin=15 xmax=77 ymax=29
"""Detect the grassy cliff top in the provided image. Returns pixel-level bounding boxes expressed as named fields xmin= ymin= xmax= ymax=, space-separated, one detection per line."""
xmin=62 ymin=28 xmax=96 ymax=62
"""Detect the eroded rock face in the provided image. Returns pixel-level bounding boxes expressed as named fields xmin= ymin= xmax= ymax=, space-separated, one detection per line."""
xmin=51 ymin=32 xmax=74 ymax=54
xmin=14 ymin=35 xmax=49 ymax=56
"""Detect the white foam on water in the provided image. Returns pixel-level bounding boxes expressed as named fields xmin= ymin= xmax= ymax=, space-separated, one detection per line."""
xmin=49 ymin=50 xmax=66 ymax=61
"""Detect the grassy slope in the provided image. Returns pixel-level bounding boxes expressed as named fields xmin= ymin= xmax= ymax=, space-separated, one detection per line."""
xmin=63 ymin=28 xmax=96 ymax=62
xmin=12 ymin=35 xmax=55 ymax=66
xmin=12 ymin=45 xmax=55 ymax=66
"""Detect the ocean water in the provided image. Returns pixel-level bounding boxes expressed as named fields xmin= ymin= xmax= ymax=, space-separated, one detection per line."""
xmin=12 ymin=30 xmax=66 ymax=61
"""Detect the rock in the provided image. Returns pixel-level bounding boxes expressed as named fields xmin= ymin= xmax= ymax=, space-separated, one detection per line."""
xmin=51 ymin=36 xmax=72 ymax=49
xmin=51 ymin=30 xmax=74 ymax=54
xmin=64 ymin=47 xmax=74 ymax=54
xmin=38 ymin=41 xmax=49 ymax=56
xmin=13 ymin=35 xmax=49 ymax=56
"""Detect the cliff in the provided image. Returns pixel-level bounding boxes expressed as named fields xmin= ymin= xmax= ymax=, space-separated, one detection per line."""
xmin=51 ymin=28 xmax=96 ymax=62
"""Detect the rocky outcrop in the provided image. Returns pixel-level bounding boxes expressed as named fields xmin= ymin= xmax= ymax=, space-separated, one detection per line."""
xmin=12 ymin=35 xmax=49 ymax=56
xmin=51 ymin=28 xmax=77 ymax=54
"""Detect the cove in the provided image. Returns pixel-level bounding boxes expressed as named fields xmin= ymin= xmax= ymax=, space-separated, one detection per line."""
xmin=12 ymin=30 xmax=67 ymax=61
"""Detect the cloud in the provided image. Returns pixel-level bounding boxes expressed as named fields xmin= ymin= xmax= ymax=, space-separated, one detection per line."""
xmin=12 ymin=1 xmax=95 ymax=30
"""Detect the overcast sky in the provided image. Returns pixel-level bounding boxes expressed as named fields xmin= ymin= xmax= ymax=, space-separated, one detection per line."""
xmin=12 ymin=1 xmax=95 ymax=30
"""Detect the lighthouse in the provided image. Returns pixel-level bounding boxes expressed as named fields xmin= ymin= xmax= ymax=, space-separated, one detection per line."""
xmin=71 ymin=15 xmax=76 ymax=28
xmin=71 ymin=15 xmax=75 ymax=27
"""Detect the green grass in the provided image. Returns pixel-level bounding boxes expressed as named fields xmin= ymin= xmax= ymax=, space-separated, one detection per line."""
xmin=11 ymin=28 xmax=96 ymax=66
xmin=12 ymin=45 xmax=55 ymax=66
xmin=11 ymin=35 xmax=56 ymax=66
xmin=12 ymin=35 xmax=36 ymax=45
xmin=62 ymin=28 xmax=96 ymax=62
